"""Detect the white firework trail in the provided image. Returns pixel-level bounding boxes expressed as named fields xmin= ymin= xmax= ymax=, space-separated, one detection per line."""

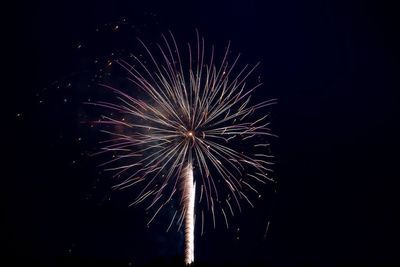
xmin=88 ymin=31 xmax=276 ymax=265
xmin=183 ymin=162 xmax=195 ymax=264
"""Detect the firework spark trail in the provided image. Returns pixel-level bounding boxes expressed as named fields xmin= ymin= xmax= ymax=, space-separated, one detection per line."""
xmin=183 ymin=162 xmax=195 ymax=265
xmin=88 ymin=31 xmax=276 ymax=264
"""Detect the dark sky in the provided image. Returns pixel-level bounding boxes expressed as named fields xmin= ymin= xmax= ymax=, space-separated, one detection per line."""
xmin=6 ymin=0 xmax=400 ymax=266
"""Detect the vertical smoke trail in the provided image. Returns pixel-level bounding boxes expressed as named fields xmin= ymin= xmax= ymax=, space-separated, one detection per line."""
xmin=183 ymin=162 xmax=195 ymax=265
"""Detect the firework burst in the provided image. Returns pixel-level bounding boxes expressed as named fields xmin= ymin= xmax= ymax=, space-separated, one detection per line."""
xmin=89 ymin=31 xmax=276 ymax=265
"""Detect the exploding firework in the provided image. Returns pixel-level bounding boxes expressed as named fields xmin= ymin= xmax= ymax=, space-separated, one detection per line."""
xmin=89 ymin=31 xmax=276 ymax=265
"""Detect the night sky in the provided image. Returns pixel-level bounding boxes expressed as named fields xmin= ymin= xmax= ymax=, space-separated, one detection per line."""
xmin=6 ymin=0 xmax=400 ymax=266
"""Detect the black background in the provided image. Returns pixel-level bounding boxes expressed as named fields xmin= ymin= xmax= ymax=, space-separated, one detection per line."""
xmin=5 ymin=0 xmax=400 ymax=266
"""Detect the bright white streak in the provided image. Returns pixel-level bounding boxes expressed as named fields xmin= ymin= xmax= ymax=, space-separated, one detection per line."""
xmin=183 ymin=162 xmax=195 ymax=265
